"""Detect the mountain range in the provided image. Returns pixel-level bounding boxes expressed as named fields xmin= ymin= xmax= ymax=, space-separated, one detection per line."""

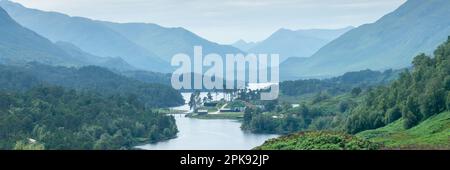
xmin=101 ymin=22 xmax=243 ymax=62
xmin=0 ymin=6 xmax=79 ymax=66
xmin=54 ymin=41 xmax=136 ymax=71
xmin=0 ymin=0 xmax=169 ymax=72
xmin=0 ymin=5 xmax=138 ymax=72
xmin=0 ymin=0 xmax=243 ymax=72
xmin=235 ymin=27 xmax=353 ymax=62
xmin=281 ymin=0 xmax=450 ymax=80
xmin=2 ymin=0 xmax=450 ymax=82
xmin=232 ymin=40 xmax=258 ymax=52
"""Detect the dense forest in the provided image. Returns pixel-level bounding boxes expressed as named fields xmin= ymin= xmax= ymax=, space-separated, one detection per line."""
xmin=119 ymin=70 xmax=172 ymax=85
xmin=280 ymin=69 xmax=401 ymax=97
xmin=345 ymin=37 xmax=450 ymax=134
xmin=0 ymin=63 xmax=185 ymax=149
xmin=241 ymin=69 xmax=399 ymax=134
xmin=0 ymin=86 xmax=178 ymax=149
xmin=0 ymin=63 xmax=184 ymax=108
xmin=241 ymin=94 xmax=353 ymax=134
xmin=243 ymin=37 xmax=450 ymax=146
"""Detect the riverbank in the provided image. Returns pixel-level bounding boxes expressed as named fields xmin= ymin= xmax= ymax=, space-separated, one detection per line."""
xmin=136 ymin=114 xmax=279 ymax=150
xmin=154 ymin=108 xmax=187 ymax=115
xmin=135 ymin=90 xmax=278 ymax=150
xmin=186 ymin=112 xmax=244 ymax=120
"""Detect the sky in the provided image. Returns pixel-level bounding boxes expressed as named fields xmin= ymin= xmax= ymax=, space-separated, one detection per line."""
xmin=10 ymin=0 xmax=406 ymax=44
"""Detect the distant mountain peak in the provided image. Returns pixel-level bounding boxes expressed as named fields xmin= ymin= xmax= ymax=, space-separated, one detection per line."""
xmin=247 ymin=26 xmax=353 ymax=61
xmin=232 ymin=39 xmax=257 ymax=52
xmin=271 ymin=29 xmax=289 ymax=36
xmin=235 ymin=39 xmax=248 ymax=44
xmin=275 ymin=28 xmax=293 ymax=33
xmin=281 ymin=0 xmax=450 ymax=80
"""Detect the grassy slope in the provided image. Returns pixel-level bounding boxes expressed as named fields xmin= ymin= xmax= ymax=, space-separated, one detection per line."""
xmin=357 ymin=111 xmax=450 ymax=149
xmin=255 ymin=112 xmax=449 ymax=150
xmin=255 ymin=131 xmax=380 ymax=150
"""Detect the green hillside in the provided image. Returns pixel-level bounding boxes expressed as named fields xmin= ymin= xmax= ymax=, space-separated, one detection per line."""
xmin=357 ymin=111 xmax=450 ymax=149
xmin=255 ymin=36 xmax=450 ymax=150
xmin=255 ymin=112 xmax=449 ymax=150
xmin=0 ymin=63 xmax=184 ymax=108
xmin=0 ymin=86 xmax=179 ymax=150
xmin=255 ymin=131 xmax=380 ymax=150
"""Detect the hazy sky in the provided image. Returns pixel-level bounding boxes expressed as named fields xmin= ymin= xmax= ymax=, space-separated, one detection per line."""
xmin=10 ymin=0 xmax=406 ymax=44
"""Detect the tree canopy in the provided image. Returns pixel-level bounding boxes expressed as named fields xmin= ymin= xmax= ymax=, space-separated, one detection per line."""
xmin=0 ymin=86 xmax=178 ymax=149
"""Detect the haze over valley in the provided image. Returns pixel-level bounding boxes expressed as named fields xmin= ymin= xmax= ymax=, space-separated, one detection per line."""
xmin=0 ymin=0 xmax=449 ymax=150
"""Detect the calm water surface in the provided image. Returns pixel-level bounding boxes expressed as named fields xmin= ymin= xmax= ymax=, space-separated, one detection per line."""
xmin=137 ymin=91 xmax=279 ymax=150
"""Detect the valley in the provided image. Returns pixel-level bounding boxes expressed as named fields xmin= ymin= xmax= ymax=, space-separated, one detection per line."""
xmin=0 ymin=0 xmax=449 ymax=150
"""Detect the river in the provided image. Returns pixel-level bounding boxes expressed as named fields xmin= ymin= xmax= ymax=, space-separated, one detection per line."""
xmin=136 ymin=92 xmax=279 ymax=150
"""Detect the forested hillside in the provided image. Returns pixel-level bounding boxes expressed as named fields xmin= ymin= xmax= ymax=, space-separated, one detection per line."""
xmin=0 ymin=63 xmax=183 ymax=108
xmin=0 ymin=63 xmax=185 ymax=149
xmin=254 ymin=37 xmax=450 ymax=150
xmin=281 ymin=69 xmax=400 ymax=97
xmin=357 ymin=111 xmax=450 ymax=149
xmin=241 ymin=69 xmax=401 ymax=134
xmin=346 ymin=37 xmax=450 ymax=134
xmin=0 ymin=87 xmax=178 ymax=150
xmin=120 ymin=70 xmax=171 ymax=85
